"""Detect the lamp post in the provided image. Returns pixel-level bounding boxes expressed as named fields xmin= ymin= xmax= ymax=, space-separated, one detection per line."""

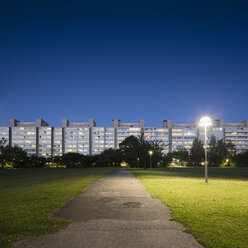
xmin=137 ymin=157 xmax=140 ymax=168
xmin=199 ymin=116 xmax=212 ymax=184
xmin=149 ymin=150 xmax=153 ymax=171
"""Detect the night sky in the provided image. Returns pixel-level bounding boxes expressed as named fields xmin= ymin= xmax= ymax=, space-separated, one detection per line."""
xmin=1 ymin=0 xmax=248 ymax=127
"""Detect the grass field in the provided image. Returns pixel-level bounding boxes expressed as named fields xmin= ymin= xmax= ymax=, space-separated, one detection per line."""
xmin=0 ymin=168 xmax=116 ymax=248
xmin=130 ymin=167 xmax=248 ymax=248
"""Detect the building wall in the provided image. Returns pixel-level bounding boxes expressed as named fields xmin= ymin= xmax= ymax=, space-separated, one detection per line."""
xmin=117 ymin=127 xmax=142 ymax=147
xmin=64 ymin=127 xmax=90 ymax=155
xmin=91 ymin=127 xmax=115 ymax=155
xmin=105 ymin=127 xmax=115 ymax=150
xmin=11 ymin=126 xmax=37 ymax=156
xmin=38 ymin=127 xmax=52 ymax=157
xmin=53 ymin=127 xmax=63 ymax=156
xmin=92 ymin=127 xmax=105 ymax=154
xmin=0 ymin=127 xmax=9 ymax=145
xmin=172 ymin=127 xmax=198 ymax=151
xmin=144 ymin=127 xmax=169 ymax=153
xmin=225 ymin=127 xmax=248 ymax=153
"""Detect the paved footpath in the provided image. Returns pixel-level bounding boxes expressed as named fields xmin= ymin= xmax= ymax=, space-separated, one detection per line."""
xmin=15 ymin=168 xmax=204 ymax=248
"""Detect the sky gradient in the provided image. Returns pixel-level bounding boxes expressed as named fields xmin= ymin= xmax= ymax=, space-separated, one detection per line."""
xmin=1 ymin=0 xmax=248 ymax=127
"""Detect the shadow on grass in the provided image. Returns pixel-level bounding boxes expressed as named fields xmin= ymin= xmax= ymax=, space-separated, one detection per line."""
xmin=129 ymin=167 xmax=248 ymax=180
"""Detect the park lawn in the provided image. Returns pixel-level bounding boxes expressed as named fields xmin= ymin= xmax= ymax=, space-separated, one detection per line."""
xmin=130 ymin=167 xmax=248 ymax=248
xmin=0 ymin=168 xmax=117 ymax=248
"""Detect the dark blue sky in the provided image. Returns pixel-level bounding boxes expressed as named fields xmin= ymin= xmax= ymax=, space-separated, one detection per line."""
xmin=1 ymin=0 xmax=248 ymax=127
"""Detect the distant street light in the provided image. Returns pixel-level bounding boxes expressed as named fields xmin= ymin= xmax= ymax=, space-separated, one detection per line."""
xmin=226 ymin=158 xmax=230 ymax=166
xmin=199 ymin=116 xmax=212 ymax=184
xmin=149 ymin=150 xmax=153 ymax=171
xmin=137 ymin=157 xmax=140 ymax=168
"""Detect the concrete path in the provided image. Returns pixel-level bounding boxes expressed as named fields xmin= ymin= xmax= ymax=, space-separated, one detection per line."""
xmin=15 ymin=168 xmax=204 ymax=248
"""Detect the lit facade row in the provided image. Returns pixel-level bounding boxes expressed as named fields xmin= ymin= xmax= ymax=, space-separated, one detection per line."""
xmin=0 ymin=118 xmax=248 ymax=157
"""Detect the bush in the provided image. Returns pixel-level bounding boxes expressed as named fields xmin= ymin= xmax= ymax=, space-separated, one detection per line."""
xmin=234 ymin=151 xmax=248 ymax=167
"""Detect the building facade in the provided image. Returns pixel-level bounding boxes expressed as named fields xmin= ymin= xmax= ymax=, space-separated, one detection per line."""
xmin=0 ymin=118 xmax=248 ymax=157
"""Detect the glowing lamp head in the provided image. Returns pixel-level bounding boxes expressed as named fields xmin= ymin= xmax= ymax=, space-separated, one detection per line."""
xmin=149 ymin=150 xmax=153 ymax=155
xmin=199 ymin=116 xmax=212 ymax=127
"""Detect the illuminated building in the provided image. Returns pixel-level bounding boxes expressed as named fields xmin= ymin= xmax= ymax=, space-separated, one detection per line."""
xmin=0 ymin=118 xmax=247 ymax=157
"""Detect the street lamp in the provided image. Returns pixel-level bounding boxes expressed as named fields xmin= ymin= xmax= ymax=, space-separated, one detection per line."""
xmin=199 ymin=116 xmax=212 ymax=184
xmin=149 ymin=150 xmax=153 ymax=171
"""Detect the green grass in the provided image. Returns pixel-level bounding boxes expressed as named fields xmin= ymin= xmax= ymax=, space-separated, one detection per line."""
xmin=130 ymin=167 xmax=248 ymax=248
xmin=0 ymin=167 xmax=117 ymax=248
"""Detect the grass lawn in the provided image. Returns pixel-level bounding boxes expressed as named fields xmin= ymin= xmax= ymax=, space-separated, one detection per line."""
xmin=130 ymin=167 xmax=248 ymax=248
xmin=0 ymin=167 xmax=117 ymax=248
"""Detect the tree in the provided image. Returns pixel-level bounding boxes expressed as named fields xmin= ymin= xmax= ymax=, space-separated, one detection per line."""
xmin=148 ymin=139 xmax=166 ymax=167
xmin=0 ymin=137 xmax=7 ymax=148
xmin=53 ymin=155 xmax=62 ymax=165
xmin=119 ymin=135 xmax=165 ymax=169
xmin=29 ymin=155 xmax=47 ymax=168
xmin=161 ymin=153 xmax=173 ymax=167
xmin=80 ymin=155 xmax=98 ymax=167
xmin=208 ymin=136 xmax=235 ymax=167
xmin=189 ymin=138 xmax=205 ymax=166
xmin=0 ymin=138 xmax=7 ymax=169
xmin=171 ymin=148 xmax=189 ymax=166
xmin=226 ymin=142 xmax=236 ymax=156
xmin=119 ymin=135 xmax=141 ymax=168
xmin=234 ymin=151 xmax=248 ymax=167
xmin=0 ymin=142 xmax=28 ymax=168
xmin=208 ymin=136 xmax=220 ymax=167
xmin=137 ymin=134 xmax=150 ymax=169
xmin=61 ymin=152 xmax=82 ymax=168
xmin=95 ymin=148 xmax=123 ymax=167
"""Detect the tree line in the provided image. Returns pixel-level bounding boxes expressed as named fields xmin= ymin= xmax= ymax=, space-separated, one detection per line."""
xmin=171 ymin=136 xmax=236 ymax=167
xmin=0 ymin=135 xmax=248 ymax=169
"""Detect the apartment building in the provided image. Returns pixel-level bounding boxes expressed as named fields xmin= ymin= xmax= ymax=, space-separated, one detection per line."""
xmin=62 ymin=119 xmax=92 ymax=155
xmin=9 ymin=118 xmax=49 ymax=156
xmin=1 ymin=118 xmax=248 ymax=157
xmin=144 ymin=127 xmax=169 ymax=153
xmin=224 ymin=120 xmax=248 ymax=153
xmin=163 ymin=120 xmax=198 ymax=152
xmin=112 ymin=119 xmax=144 ymax=147
xmin=92 ymin=127 xmax=115 ymax=154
